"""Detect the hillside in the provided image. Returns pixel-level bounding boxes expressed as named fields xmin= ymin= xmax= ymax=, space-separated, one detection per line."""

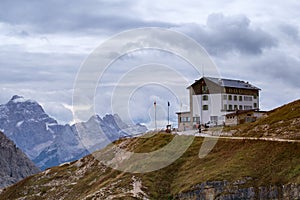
xmin=0 ymin=131 xmax=40 ymax=189
xmin=1 ymin=133 xmax=299 ymax=199
xmin=225 ymin=99 xmax=300 ymax=139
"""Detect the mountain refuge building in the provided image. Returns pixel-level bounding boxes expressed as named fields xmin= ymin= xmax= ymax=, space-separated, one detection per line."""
xmin=176 ymin=77 xmax=261 ymax=131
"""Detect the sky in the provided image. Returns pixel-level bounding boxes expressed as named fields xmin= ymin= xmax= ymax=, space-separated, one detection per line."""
xmin=0 ymin=0 xmax=300 ymax=127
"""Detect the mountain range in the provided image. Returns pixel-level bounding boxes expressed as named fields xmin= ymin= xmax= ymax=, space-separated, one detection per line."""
xmin=0 ymin=95 xmax=147 ymax=170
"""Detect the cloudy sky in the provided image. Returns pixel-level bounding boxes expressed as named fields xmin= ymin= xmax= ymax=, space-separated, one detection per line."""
xmin=0 ymin=0 xmax=299 ymax=127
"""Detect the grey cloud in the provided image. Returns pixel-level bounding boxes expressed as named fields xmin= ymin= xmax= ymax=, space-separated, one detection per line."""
xmin=214 ymin=48 xmax=300 ymax=93
xmin=0 ymin=0 xmax=174 ymax=34
xmin=252 ymin=53 xmax=300 ymax=88
xmin=0 ymin=49 xmax=81 ymax=87
xmin=6 ymin=30 xmax=30 ymax=37
xmin=174 ymin=13 xmax=277 ymax=55
xmin=278 ymin=24 xmax=299 ymax=41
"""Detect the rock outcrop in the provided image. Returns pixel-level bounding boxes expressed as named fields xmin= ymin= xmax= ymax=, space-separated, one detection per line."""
xmin=0 ymin=131 xmax=40 ymax=189
xmin=177 ymin=180 xmax=300 ymax=200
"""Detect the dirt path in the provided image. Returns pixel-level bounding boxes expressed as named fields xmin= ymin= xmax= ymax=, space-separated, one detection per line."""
xmin=176 ymin=130 xmax=300 ymax=143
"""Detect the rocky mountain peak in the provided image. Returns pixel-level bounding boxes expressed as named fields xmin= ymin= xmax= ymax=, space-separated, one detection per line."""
xmin=0 ymin=96 xmax=58 ymax=160
xmin=10 ymin=95 xmax=24 ymax=101
xmin=5 ymin=95 xmax=49 ymax=119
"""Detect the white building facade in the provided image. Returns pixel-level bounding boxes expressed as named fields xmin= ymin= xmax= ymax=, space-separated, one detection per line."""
xmin=177 ymin=77 xmax=260 ymax=131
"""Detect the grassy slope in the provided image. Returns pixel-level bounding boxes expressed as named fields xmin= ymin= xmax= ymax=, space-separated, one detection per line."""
xmin=1 ymin=133 xmax=300 ymax=199
xmin=136 ymin=134 xmax=300 ymax=198
xmin=224 ymin=99 xmax=300 ymax=139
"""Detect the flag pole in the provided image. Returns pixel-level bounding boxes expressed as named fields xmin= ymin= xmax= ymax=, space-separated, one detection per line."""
xmin=167 ymin=101 xmax=170 ymax=125
xmin=154 ymin=100 xmax=157 ymax=130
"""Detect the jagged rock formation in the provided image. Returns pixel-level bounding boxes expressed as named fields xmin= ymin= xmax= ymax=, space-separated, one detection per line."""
xmin=0 ymin=131 xmax=40 ymax=189
xmin=0 ymin=95 xmax=147 ymax=170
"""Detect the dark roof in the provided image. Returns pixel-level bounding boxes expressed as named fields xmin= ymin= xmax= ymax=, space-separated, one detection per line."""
xmin=189 ymin=77 xmax=261 ymax=90
xmin=176 ymin=111 xmax=191 ymax=115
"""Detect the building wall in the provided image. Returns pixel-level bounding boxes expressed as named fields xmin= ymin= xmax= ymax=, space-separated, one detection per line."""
xmin=253 ymin=111 xmax=266 ymax=118
xmin=225 ymin=115 xmax=238 ymax=126
xmin=225 ymin=111 xmax=266 ymax=126
xmin=191 ymin=92 xmax=259 ymax=125
xmin=191 ymin=93 xmax=225 ymax=125
xmin=222 ymin=93 xmax=259 ymax=111
xmin=177 ymin=112 xmax=193 ymax=131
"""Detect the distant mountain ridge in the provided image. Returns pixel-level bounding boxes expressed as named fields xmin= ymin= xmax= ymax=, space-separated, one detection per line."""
xmin=0 ymin=95 xmax=147 ymax=170
xmin=0 ymin=131 xmax=40 ymax=189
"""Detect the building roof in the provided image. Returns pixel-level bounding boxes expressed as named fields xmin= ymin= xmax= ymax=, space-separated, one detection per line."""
xmin=189 ymin=77 xmax=261 ymax=90
xmin=225 ymin=109 xmax=266 ymax=117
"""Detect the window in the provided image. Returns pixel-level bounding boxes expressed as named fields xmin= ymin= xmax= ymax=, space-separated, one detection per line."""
xmin=202 ymin=85 xmax=208 ymax=92
xmin=244 ymin=96 xmax=252 ymax=101
xmin=203 ymin=105 xmax=209 ymax=110
xmin=234 ymin=105 xmax=238 ymax=110
xmin=180 ymin=117 xmax=191 ymax=122
xmin=239 ymin=96 xmax=243 ymax=101
xmin=234 ymin=96 xmax=237 ymax=101
xmin=210 ymin=116 xmax=218 ymax=122
xmin=202 ymin=95 xmax=208 ymax=101
xmin=193 ymin=117 xmax=200 ymax=122
xmin=229 ymin=104 xmax=233 ymax=110
xmin=254 ymin=103 xmax=257 ymax=108
xmin=253 ymin=95 xmax=257 ymax=99
xmin=228 ymin=95 xmax=232 ymax=100
xmin=223 ymin=95 xmax=227 ymax=100
xmin=239 ymin=105 xmax=243 ymax=110
xmin=244 ymin=105 xmax=253 ymax=110
xmin=245 ymin=116 xmax=253 ymax=123
xmin=224 ymin=104 xmax=227 ymax=110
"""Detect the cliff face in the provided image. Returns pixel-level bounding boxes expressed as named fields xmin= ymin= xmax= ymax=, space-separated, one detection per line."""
xmin=0 ymin=131 xmax=40 ymax=189
xmin=177 ymin=180 xmax=300 ymax=200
